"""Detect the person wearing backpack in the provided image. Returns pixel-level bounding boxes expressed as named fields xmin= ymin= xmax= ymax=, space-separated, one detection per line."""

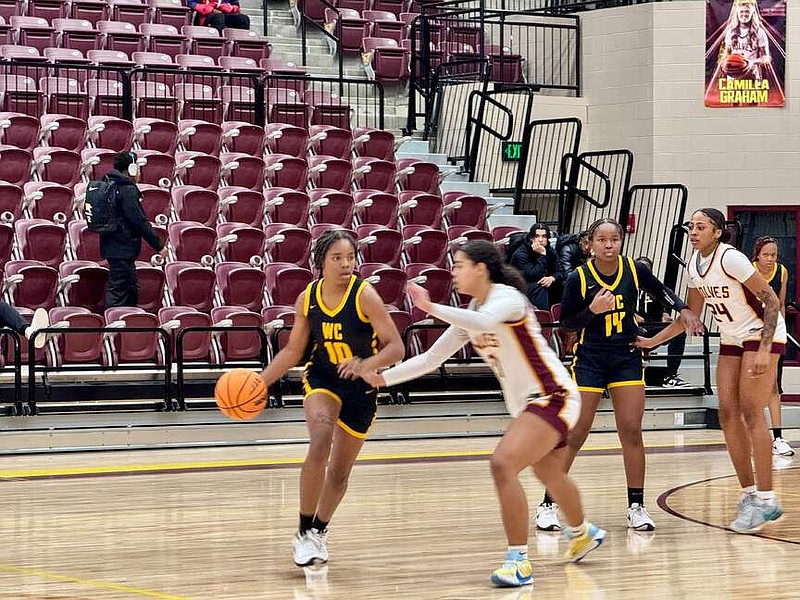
xmin=99 ymin=152 xmax=167 ymax=308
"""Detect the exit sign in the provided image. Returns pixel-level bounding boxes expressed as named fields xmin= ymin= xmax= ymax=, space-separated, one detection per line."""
xmin=501 ymin=141 xmax=523 ymax=162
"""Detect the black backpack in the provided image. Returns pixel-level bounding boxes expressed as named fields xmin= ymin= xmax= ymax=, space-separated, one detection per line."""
xmin=85 ymin=178 xmax=120 ymax=233
xmin=504 ymin=231 xmax=528 ymax=264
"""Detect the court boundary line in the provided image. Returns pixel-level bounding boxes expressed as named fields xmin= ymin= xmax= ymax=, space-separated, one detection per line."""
xmin=656 ymin=467 xmax=800 ymax=546
xmin=0 ymin=562 xmax=188 ymax=599
xmin=0 ymin=440 xmax=728 ymax=482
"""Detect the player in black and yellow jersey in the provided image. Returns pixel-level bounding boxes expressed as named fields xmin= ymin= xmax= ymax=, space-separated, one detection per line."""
xmin=752 ymin=236 xmax=793 ymax=457
xmin=259 ymin=230 xmax=404 ymax=567
xmin=536 ymin=218 xmax=703 ymax=533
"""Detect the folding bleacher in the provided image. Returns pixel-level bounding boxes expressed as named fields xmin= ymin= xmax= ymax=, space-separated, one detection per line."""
xmin=164 ymin=260 xmax=215 ymax=312
xmin=215 ymin=261 xmax=266 ymax=312
xmin=0 ymin=112 xmax=39 ymax=150
xmin=146 ymin=0 xmax=191 ymax=32
xmin=216 ymin=222 xmax=265 ymax=264
xmin=46 ymin=306 xmax=106 ymax=367
xmin=219 ymin=186 xmax=265 ymax=228
xmin=53 ymin=18 xmax=99 ymax=56
xmin=58 ymin=260 xmax=109 ymax=313
xmin=211 ymin=305 xmax=264 ymax=363
xmin=222 ymin=28 xmax=271 ymax=62
xmin=171 ymin=185 xmax=220 ymax=227
xmin=41 ymin=113 xmax=88 ymax=153
xmin=105 ymin=306 xmax=162 ymax=364
xmin=98 ymin=20 xmax=143 ymax=56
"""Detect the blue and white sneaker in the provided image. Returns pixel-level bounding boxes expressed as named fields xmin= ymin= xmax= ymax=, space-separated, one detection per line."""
xmin=730 ymin=496 xmax=783 ymax=534
xmin=564 ymin=523 xmax=606 ymax=563
xmin=490 ymin=559 xmax=534 ymax=587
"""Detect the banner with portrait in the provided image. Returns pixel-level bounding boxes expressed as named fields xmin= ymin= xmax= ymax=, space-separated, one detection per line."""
xmin=705 ymin=0 xmax=786 ymax=108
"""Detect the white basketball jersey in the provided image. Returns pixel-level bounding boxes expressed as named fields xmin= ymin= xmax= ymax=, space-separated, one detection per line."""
xmin=687 ymin=243 xmax=786 ymax=344
xmin=466 ymin=288 xmax=579 ymax=418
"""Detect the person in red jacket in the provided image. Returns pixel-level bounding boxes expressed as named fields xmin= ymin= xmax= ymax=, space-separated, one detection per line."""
xmin=188 ymin=0 xmax=250 ymax=33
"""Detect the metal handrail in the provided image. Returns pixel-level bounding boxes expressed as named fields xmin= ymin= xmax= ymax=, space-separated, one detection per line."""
xmin=175 ymin=325 xmax=269 ymax=410
xmin=27 ymin=327 xmax=172 ymax=414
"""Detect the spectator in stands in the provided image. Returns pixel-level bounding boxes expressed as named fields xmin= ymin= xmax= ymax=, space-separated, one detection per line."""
xmin=0 ymin=305 xmax=49 ymax=350
xmin=556 ymin=230 xmax=591 ymax=277
xmin=634 ymin=256 xmax=689 ymax=388
xmin=101 ymin=152 xmax=167 ymax=308
xmin=509 ymin=223 xmax=564 ymax=310
xmin=189 ymin=0 xmax=250 ymax=33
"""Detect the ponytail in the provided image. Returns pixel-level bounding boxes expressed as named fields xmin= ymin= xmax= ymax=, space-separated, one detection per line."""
xmin=695 ymin=208 xmax=731 ymax=243
xmin=460 ymin=241 xmax=527 ymax=294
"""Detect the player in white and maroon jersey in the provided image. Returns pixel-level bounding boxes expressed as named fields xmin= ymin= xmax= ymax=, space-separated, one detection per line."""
xmin=356 ymin=241 xmax=605 ymax=588
xmin=636 ymin=208 xmax=785 ymax=534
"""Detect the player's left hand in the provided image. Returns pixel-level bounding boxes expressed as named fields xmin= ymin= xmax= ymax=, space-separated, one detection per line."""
xmin=750 ymin=349 xmax=770 ymax=377
xmin=337 ymin=357 xmax=363 ymax=380
xmin=408 ymin=283 xmax=433 ymax=313
xmin=632 ymin=336 xmax=656 ymax=350
xmin=679 ymin=309 xmax=705 ymax=336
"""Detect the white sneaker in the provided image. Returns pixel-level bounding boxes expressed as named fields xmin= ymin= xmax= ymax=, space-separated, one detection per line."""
xmin=730 ymin=495 xmax=783 ymax=534
xmin=292 ymin=529 xmax=329 ymax=566
xmin=626 ymin=504 xmax=656 ymax=531
xmin=25 ymin=308 xmax=49 ymax=350
xmin=535 ymin=503 xmax=562 ymax=531
xmin=772 ymin=437 xmax=794 ymax=457
xmin=662 ymin=374 xmax=690 ymax=388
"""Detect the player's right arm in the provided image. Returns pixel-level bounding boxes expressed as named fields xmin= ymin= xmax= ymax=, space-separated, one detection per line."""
xmin=259 ymin=291 xmax=311 ymax=387
xmin=559 ymin=270 xmax=615 ymax=331
xmin=362 ymin=326 xmax=469 ymax=388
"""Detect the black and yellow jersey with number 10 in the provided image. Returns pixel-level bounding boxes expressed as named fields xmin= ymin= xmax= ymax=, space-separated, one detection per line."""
xmin=304 ymin=275 xmax=378 ymax=380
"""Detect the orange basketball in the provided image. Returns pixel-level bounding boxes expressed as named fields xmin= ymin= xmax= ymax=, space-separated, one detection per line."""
xmin=723 ymin=53 xmax=747 ymax=77
xmin=215 ymin=369 xmax=267 ymax=421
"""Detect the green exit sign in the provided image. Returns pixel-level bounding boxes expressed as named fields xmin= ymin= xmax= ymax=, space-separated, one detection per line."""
xmin=501 ymin=141 xmax=523 ymax=162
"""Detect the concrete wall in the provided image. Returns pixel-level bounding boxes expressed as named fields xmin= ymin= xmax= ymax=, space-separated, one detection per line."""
xmin=577 ymin=0 xmax=800 ymax=215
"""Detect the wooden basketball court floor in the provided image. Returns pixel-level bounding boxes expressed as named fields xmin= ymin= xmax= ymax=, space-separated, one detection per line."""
xmin=0 ymin=429 xmax=799 ymax=599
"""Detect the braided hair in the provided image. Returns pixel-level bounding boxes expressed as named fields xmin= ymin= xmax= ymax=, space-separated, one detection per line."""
xmin=751 ymin=235 xmax=779 ymax=261
xmin=311 ymin=229 xmax=357 ymax=273
xmin=460 ymin=240 xmax=526 ymax=294
xmin=693 ymin=208 xmax=731 ymax=243
xmin=585 ymin=217 xmax=624 ymax=241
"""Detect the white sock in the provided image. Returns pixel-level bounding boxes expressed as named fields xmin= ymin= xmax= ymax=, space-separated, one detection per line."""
xmin=742 ymin=485 xmax=756 ymax=495
xmin=506 ymin=545 xmax=528 ymax=560
xmin=756 ymin=490 xmax=776 ymax=502
xmin=567 ymin=522 xmax=586 ymax=537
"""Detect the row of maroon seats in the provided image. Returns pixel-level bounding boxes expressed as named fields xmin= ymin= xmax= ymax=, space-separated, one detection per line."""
xmin=0 ymin=221 xmax=522 ymax=313
xmin=0 ymin=70 xmax=355 ymax=129
xmin=1 ymin=20 xmax=270 ymax=61
xmin=8 ymin=303 xmax=423 ymax=371
xmin=0 ymin=0 xmax=191 ymax=31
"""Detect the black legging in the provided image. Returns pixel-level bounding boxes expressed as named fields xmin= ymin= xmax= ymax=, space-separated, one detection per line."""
xmin=202 ymin=12 xmax=251 ymax=33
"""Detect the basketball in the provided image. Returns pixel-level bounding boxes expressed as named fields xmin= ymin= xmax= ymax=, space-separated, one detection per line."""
xmin=215 ymin=369 xmax=267 ymax=421
xmin=723 ymin=53 xmax=747 ymax=77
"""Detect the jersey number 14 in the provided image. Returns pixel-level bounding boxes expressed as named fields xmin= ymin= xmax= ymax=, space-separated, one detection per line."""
xmin=605 ymin=311 xmax=625 ymax=337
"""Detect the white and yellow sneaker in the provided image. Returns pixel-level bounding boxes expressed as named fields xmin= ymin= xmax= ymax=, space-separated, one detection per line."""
xmin=564 ymin=523 xmax=606 ymax=563
xmin=490 ymin=558 xmax=534 ymax=587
